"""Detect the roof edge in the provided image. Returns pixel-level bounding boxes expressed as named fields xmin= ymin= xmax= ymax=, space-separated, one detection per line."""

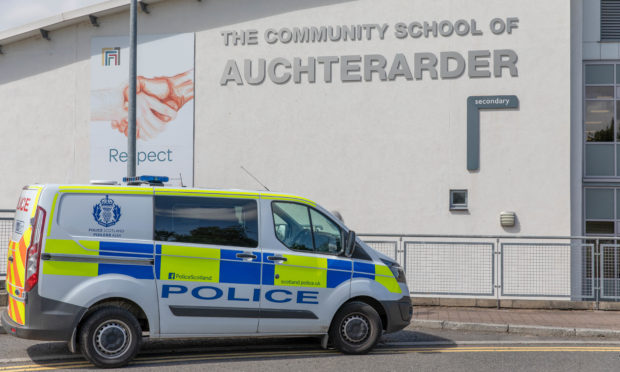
xmin=0 ymin=0 xmax=167 ymax=47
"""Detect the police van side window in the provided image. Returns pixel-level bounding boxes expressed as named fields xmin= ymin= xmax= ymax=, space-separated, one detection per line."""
xmin=154 ymin=196 xmax=258 ymax=248
xmin=309 ymin=209 xmax=344 ymax=253
xmin=272 ymin=202 xmax=343 ymax=254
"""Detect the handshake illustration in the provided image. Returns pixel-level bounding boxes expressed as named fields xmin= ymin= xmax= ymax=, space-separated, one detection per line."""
xmin=91 ymin=69 xmax=194 ymax=141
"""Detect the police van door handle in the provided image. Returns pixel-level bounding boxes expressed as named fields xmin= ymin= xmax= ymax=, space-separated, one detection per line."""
xmin=267 ymin=256 xmax=287 ymax=262
xmin=8 ymin=256 xmax=13 ymax=263
xmin=236 ymin=253 xmax=257 ymax=261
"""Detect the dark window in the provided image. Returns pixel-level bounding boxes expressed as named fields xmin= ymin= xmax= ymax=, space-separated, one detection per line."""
xmin=585 ymin=221 xmax=615 ymax=235
xmin=154 ymin=196 xmax=258 ymax=247
xmin=351 ymin=244 xmax=372 ymax=261
xmin=449 ymin=189 xmax=468 ymax=210
xmin=272 ymin=202 xmax=343 ymax=254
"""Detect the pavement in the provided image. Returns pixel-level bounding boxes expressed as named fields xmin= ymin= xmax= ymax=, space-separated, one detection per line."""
xmin=412 ymin=306 xmax=620 ymax=338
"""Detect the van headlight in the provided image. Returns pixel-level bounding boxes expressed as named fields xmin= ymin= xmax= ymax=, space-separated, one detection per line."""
xmin=381 ymin=259 xmax=406 ymax=283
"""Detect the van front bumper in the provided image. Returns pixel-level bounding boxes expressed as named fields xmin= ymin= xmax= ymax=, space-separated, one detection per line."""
xmin=381 ymin=295 xmax=413 ymax=333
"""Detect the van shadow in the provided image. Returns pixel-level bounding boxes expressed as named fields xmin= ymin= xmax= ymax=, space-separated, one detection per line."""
xmin=379 ymin=330 xmax=457 ymax=354
xmin=24 ymin=331 xmax=457 ymax=368
xmin=380 ymin=329 xmax=454 ymax=344
xmin=25 ymin=341 xmax=81 ymax=365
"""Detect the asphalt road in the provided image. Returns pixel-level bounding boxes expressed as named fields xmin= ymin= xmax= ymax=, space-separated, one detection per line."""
xmin=1 ymin=327 xmax=620 ymax=371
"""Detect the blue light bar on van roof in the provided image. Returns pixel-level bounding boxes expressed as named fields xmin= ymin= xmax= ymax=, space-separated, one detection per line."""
xmin=122 ymin=175 xmax=169 ymax=184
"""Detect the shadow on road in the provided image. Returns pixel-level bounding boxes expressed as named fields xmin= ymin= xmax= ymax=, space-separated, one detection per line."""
xmin=23 ymin=331 xmax=457 ymax=368
xmin=381 ymin=329 xmax=456 ymax=344
xmin=25 ymin=341 xmax=74 ymax=359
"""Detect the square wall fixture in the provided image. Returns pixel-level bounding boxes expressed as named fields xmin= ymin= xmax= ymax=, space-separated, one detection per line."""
xmin=450 ymin=189 xmax=468 ymax=211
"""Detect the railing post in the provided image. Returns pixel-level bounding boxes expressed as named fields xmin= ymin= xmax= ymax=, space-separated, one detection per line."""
xmin=399 ymin=236 xmax=405 ymax=277
xmin=496 ymin=238 xmax=501 ymax=309
xmin=596 ymin=238 xmax=600 ymax=310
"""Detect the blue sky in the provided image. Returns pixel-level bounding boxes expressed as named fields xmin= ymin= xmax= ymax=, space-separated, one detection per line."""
xmin=0 ymin=0 xmax=108 ymax=32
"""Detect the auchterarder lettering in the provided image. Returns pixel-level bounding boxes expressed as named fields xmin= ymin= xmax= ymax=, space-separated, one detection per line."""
xmin=220 ymin=50 xmax=518 ymax=85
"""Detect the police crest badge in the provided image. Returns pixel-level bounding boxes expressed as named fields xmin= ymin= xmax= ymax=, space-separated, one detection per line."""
xmin=92 ymin=195 xmax=122 ymax=227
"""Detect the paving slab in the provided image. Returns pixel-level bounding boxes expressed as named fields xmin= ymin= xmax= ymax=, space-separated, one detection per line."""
xmin=414 ymin=306 xmax=620 ymax=330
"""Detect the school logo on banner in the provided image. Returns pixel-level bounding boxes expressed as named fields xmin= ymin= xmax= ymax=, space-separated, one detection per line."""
xmin=102 ymin=47 xmax=121 ymax=66
xmin=92 ymin=195 xmax=122 ymax=227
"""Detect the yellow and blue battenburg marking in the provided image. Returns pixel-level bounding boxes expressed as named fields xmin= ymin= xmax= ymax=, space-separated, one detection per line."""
xmin=259 ymin=253 xmax=352 ymax=288
xmin=353 ymin=261 xmax=401 ymax=293
xmin=42 ymin=240 xmax=400 ymax=293
xmin=155 ymin=247 xmax=354 ymax=289
xmin=97 ymin=242 xmax=154 ymax=279
xmin=155 ymin=245 xmax=263 ymax=285
xmin=42 ymin=240 xmax=155 ymax=279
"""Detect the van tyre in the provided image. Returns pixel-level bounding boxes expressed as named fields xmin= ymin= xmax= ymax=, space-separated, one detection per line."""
xmin=330 ymin=301 xmax=382 ymax=354
xmin=79 ymin=307 xmax=142 ymax=368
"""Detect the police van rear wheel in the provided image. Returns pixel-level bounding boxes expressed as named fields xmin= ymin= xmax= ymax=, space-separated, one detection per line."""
xmin=330 ymin=301 xmax=381 ymax=354
xmin=79 ymin=307 xmax=142 ymax=368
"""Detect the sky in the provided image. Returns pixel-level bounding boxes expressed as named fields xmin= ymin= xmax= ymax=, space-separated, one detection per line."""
xmin=0 ymin=0 xmax=108 ymax=32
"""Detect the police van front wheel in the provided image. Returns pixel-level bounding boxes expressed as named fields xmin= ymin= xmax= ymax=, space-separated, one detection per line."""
xmin=329 ymin=301 xmax=382 ymax=354
xmin=79 ymin=307 xmax=142 ymax=368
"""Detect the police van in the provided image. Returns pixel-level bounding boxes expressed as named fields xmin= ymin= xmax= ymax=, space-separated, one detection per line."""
xmin=2 ymin=178 xmax=412 ymax=368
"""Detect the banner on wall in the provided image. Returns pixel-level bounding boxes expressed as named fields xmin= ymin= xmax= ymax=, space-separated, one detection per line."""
xmin=90 ymin=33 xmax=194 ymax=186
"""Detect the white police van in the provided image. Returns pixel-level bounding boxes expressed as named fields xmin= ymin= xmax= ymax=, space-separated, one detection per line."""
xmin=2 ymin=177 xmax=412 ymax=368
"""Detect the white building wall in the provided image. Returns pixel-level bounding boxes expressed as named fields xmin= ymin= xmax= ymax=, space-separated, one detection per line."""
xmin=0 ymin=0 xmax=573 ymax=235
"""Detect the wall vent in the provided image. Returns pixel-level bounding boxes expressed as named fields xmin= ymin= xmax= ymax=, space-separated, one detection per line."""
xmin=602 ymin=0 xmax=620 ymax=41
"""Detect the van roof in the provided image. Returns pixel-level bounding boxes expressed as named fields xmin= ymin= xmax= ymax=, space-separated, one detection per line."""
xmin=35 ymin=184 xmax=318 ymax=207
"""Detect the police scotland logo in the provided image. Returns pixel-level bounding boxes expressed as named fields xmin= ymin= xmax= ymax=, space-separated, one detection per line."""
xmin=92 ymin=195 xmax=122 ymax=227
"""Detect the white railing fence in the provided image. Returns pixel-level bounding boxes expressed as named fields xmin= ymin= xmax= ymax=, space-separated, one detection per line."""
xmin=360 ymin=234 xmax=612 ymax=303
xmin=0 ymin=213 xmax=617 ymax=304
xmin=0 ymin=210 xmax=13 ymax=280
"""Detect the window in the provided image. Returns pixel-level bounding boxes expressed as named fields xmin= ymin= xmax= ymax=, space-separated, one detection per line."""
xmin=309 ymin=209 xmax=343 ymax=253
xmin=584 ymin=188 xmax=618 ymax=236
xmin=584 ymin=63 xmax=619 ymax=177
xmin=272 ymin=201 xmax=343 ymax=254
xmin=449 ymin=189 xmax=468 ymax=211
xmin=154 ymin=196 xmax=258 ymax=248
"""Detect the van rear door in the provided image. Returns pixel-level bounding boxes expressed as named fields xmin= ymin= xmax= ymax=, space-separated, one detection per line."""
xmin=6 ymin=186 xmax=43 ymax=325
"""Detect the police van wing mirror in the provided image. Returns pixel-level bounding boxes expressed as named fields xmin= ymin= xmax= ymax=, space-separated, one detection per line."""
xmin=344 ymin=230 xmax=356 ymax=258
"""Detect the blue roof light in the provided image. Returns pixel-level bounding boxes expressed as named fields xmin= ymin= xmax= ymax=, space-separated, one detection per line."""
xmin=122 ymin=175 xmax=169 ymax=184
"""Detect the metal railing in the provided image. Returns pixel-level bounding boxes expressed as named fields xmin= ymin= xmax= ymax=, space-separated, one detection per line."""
xmin=359 ymin=233 xmax=620 ymax=305
xmin=405 ymin=241 xmax=494 ymax=297
xmin=0 ymin=210 xmax=14 ymax=279
xmin=0 ymin=211 xmax=618 ymax=305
